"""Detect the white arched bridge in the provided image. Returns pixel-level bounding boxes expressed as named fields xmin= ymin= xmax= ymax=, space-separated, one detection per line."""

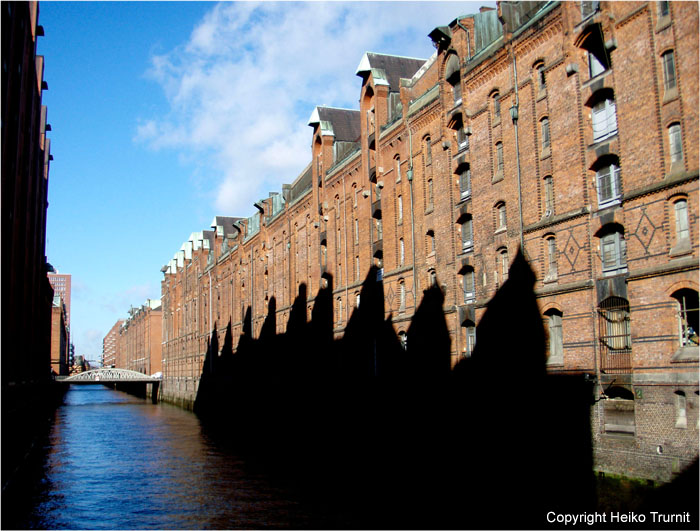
xmin=57 ymin=368 xmax=162 ymax=384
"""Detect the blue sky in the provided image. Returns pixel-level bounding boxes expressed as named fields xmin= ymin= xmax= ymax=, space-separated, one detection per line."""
xmin=37 ymin=1 xmax=490 ymax=362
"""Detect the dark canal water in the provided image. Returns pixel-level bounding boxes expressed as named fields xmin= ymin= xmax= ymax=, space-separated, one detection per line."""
xmin=13 ymin=386 xmax=338 ymax=530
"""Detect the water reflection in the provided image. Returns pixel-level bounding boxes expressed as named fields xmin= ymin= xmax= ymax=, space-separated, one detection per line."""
xmin=21 ymin=386 xmax=332 ymax=530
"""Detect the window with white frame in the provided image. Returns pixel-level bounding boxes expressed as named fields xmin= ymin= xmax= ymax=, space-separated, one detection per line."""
xmin=457 ymin=125 xmax=469 ymax=151
xmin=674 ymin=198 xmax=690 ymax=243
xmin=599 ymin=225 xmax=627 ymax=274
xmin=461 ymin=217 xmax=473 ymax=251
xmin=395 ymin=155 xmax=401 ymax=182
xmin=595 ymin=158 xmax=622 ymax=207
xmin=399 ymin=238 xmax=405 ymax=266
xmin=398 ymin=195 xmax=403 ymax=223
xmin=669 ymin=122 xmax=683 ymax=163
xmin=592 ymin=95 xmax=618 ymax=142
xmin=461 ymin=268 xmax=475 ymax=303
xmin=459 ymin=166 xmax=471 ymax=199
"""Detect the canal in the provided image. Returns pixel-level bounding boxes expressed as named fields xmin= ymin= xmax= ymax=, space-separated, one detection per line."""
xmin=9 ymin=385 xmax=342 ymax=530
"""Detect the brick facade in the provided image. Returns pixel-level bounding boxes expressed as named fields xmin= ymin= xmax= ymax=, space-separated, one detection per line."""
xmin=115 ymin=300 xmax=162 ymax=376
xmin=102 ymin=319 xmax=123 ymax=368
xmin=159 ymin=1 xmax=698 ymax=481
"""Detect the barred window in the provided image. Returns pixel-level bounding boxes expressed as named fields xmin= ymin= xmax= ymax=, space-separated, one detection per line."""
xmin=598 ymin=296 xmax=632 ymax=373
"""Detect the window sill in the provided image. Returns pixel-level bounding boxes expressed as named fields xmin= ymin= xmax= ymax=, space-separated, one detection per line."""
xmin=663 ymin=88 xmax=679 ymax=104
xmin=537 ymin=89 xmax=547 ymax=102
xmin=493 ymin=116 xmax=501 ymax=127
xmin=492 ymin=171 xmax=504 ymax=184
xmin=543 ymin=273 xmax=558 ymax=284
xmin=540 ymin=146 xmax=551 ymax=160
xmin=494 ymin=227 xmax=506 ymax=235
xmin=655 ymin=16 xmax=672 ymax=33
xmin=546 ymin=356 xmax=563 ymax=366
xmin=602 ymin=266 xmax=628 ymax=277
xmin=671 ymin=346 xmax=698 ymax=362
xmin=669 ymin=238 xmax=692 ymax=258
xmin=425 ymin=206 xmax=434 ymax=215
xmin=596 ymin=198 xmax=622 ymax=212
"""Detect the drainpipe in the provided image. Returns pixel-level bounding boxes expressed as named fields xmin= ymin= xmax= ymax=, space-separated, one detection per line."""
xmin=455 ymin=19 xmax=471 ymax=60
xmin=510 ymin=48 xmax=525 ymax=251
xmin=207 ymin=268 xmax=213 ymax=373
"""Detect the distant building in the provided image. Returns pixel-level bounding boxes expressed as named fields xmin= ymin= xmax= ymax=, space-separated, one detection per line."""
xmin=102 ymin=319 xmax=124 ymax=368
xmin=47 ymin=273 xmax=71 ymax=327
xmin=50 ymin=295 xmax=68 ymax=376
xmin=117 ymin=299 xmax=162 ymax=376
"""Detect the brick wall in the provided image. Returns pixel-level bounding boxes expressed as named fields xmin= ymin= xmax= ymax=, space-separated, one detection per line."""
xmin=158 ymin=1 xmax=699 ymax=480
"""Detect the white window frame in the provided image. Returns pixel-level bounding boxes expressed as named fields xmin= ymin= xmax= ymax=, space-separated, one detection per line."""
xmin=601 ymin=231 xmax=627 ymax=274
xmin=592 ymin=98 xmax=618 ymax=142
xmin=596 ymin=162 xmax=622 ymax=208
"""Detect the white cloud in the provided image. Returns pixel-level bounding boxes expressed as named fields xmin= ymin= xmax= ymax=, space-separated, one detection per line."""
xmin=136 ymin=2 xmax=480 ymax=218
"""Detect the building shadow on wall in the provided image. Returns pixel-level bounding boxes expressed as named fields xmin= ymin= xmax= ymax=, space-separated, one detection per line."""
xmin=192 ymin=249 xmax=697 ymax=529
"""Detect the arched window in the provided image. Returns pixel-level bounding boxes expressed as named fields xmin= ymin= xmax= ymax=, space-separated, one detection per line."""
xmin=337 ymin=297 xmax=343 ymax=325
xmin=598 ymin=296 xmax=632 ymax=373
xmin=672 ymin=289 xmax=699 ymax=348
xmin=459 ymin=165 xmax=471 ymax=199
xmin=492 ymin=91 xmax=501 ymax=120
xmin=398 ymin=279 xmax=406 ymax=311
xmin=399 ymin=238 xmax=405 ymax=266
xmin=424 ymin=136 xmax=432 ymax=165
xmin=355 ymin=255 xmax=360 ymax=280
xmin=668 ymin=122 xmax=683 ymax=163
xmin=496 ymin=142 xmax=504 ymax=174
xmin=462 ymin=320 xmax=477 ymax=358
xmin=395 ymin=155 xmax=402 ymax=182
xmin=545 ymin=309 xmax=563 ymax=364
xmin=397 ymin=194 xmax=403 ymax=223
xmin=598 ymin=223 xmax=627 ymax=274
xmin=535 ymin=61 xmax=546 ymax=92
xmin=495 ymin=201 xmax=506 ymax=232
xmin=662 ymin=50 xmax=677 ymax=92
xmin=320 ymin=239 xmax=327 ymax=268
xmin=591 ymin=90 xmax=618 ymax=142
xmin=445 ymin=54 xmax=462 ymax=106
xmin=461 ymin=267 xmax=475 ymax=304
xmin=578 ymin=23 xmax=609 ymax=78
xmin=545 ymin=235 xmax=558 ymax=281
xmin=540 ymin=116 xmax=551 ymax=149
xmin=426 ymin=230 xmax=435 ymax=254
xmin=427 ymin=178 xmax=434 ymax=207
xmin=461 ymin=216 xmax=473 ymax=251
xmin=543 ymin=175 xmax=554 ymax=215
xmin=429 ymin=268 xmax=437 ymax=287
xmin=594 ymin=156 xmax=622 ymax=207
xmin=498 ymin=247 xmax=509 ymax=284
xmin=673 ymin=198 xmax=690 ymax=245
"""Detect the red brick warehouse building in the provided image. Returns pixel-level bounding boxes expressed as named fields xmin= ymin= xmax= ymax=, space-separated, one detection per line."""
xmin=160 ymin=1 xmax=698 ymax=481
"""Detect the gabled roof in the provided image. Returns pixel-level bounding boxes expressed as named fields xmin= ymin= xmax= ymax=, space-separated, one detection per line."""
xmin=308 ymin=106 xmax=361 ymax=142
xmin=355 ymin=52 xmax=427 ymax=92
